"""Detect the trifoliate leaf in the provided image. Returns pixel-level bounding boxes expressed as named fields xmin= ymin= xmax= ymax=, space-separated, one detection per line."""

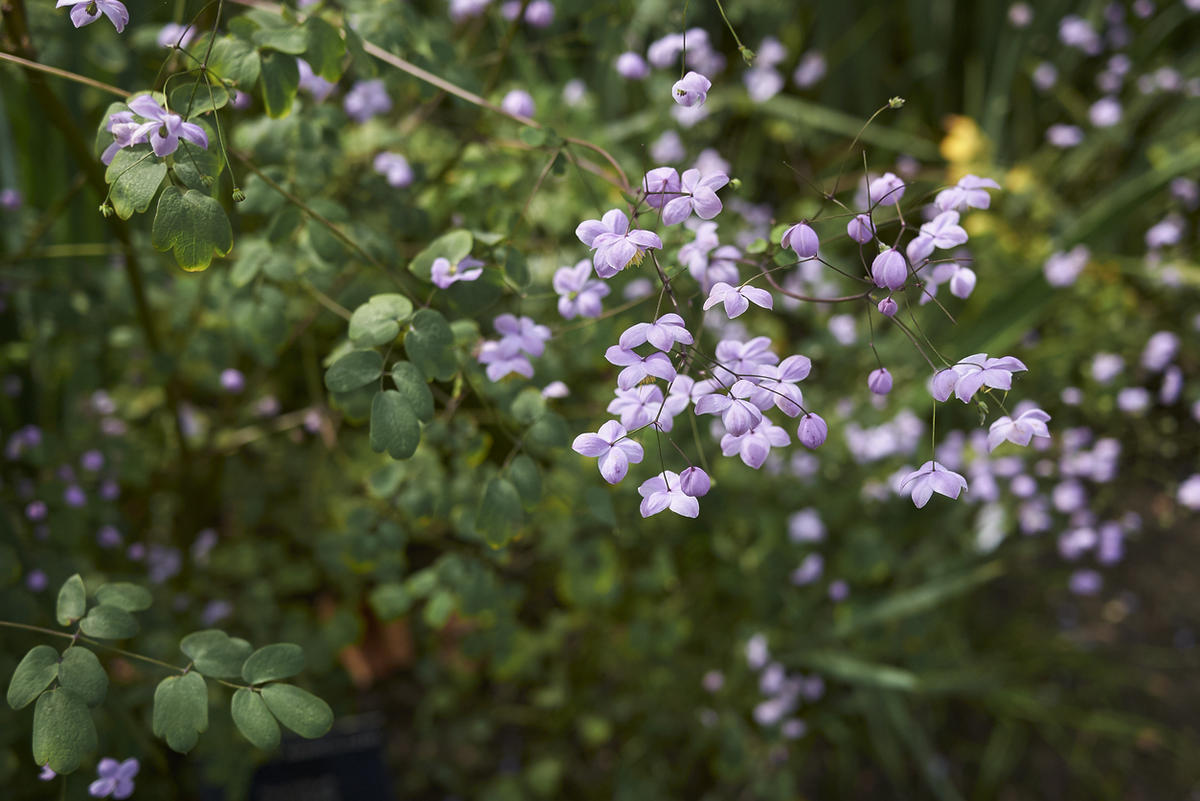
xmin=6 ymin=645 xmax=59 ymax=710
xmin=324 ymin=350 xmax=383 ymax=393
xmin=370 ymin=390 xmax=421 ymax=460
xmin=32 ymin=688 xmax=96 ymax=774
xmin=152 ymin=672 xmax=208 ymax=754
xmin=180 ymin=630 xmax=254 ymax=679
xmin=151 ymin=187 xmax=234 ymax=272
xmin=105 ymin=146 xmax=166 ymax=220
xmin=390 ymin=361 xmax=434 ymax=422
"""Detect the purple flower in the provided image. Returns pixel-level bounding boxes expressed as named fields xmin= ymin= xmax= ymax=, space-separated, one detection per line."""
xmin=744 ymin=68 xmax=784 ymax=102
xmin=297 ymin=59 xmax=336 ymax=102
xmin=1178 ymin=475 xmax=1200 ymax=510
xmin=201 ymin=599 xmax=234 ymax=626
xmin=671 ymin=71 xmax=711 ymax=107
xmin=576 ymin=209 xmax=663 ymax=279
xmin=1046 ymin=124 xmax=1084 ymax=148
xmin=26 ymin=570 xmax=48 ymax=592
xmin=946 ymin=353 xmax=1028 ymax=402
xmin=1069 ymin=570 xmax=1103 ymax=596
xmin=494 ymin=314 xmax=550 ymax=357
xmin=64 ymin=485 xmax=87 ymax=507
xmin=449 ymin=0 xmax=491 ymax=22
xmin=796 ymin=412 xmax=827 ymax=449
xmin=1 ymin=188 xmax=21 ymax=211
xmin=478 ymin=339 xmax=533 ymax=381
xmin=25 ymin=501 xmax=47 ymax=521
xmin=1088 ymin=96 xmax=1122 ymax=127
xmin=157 ymin=23 xmax=195 ymax=48
xmin=789 ymin=508 xmax=825 ymax=542
xmin=500 ymin=89 xmax=536 ymax=118
xmin=661 ymin=169 xmax=728 ymax=224
xmin=608 ymin=385 xmax=673 ymax=431
xmin=39 ymin=764 xmax=56 ymax=781
xmin=868 ymin=172 xmax=906 ymax=206
xmin=57 ymin=0 xmax=128 ymax=32
xmin=1058 ymin=15 xmax=1101 ymax=54
xmin=638 ymin=471 xmax=700 ymax=518
xmin=987 ymin=408 xmax=1051 ymax=451
xmin=619 ymin=313 xmax=693 ymax=352
xmin=877 ymin=297 xmax=898 ymax=317
xmin=572 ymin=420 xmax=644 ymax=484
xmin=344 ymin=79 xmax=391 ymax=123
xmin=867 ymin=367 xmax=892 ymax=395
xmin=125 ymin=95 xmax=208 ymax=158
xmin=647 ymin=33 xmax=685 ymax=69
xmin=829 ymin=580 xmax=849 ymax=602
xmin=373 ymin=152 xmax=413 ymax=187
xmin=791 ymin=553 xmax=823 ymax=586
xmin=523 ymin=0 xmax=554 ymax=27
xmin=695 ymin=380 xmax=763 ymax=437
xmin=1116 ymin=386 xmax=1151 ymax=414
xmin=703 ymin=281 xmax=773 ymax=319
xmin=642 ymin=167 xmax=682 ymax=209
xmin=781 ymin=222 xmax=819 ymax=259
xmin=1090 ymin=352 xmax=1124 ymax=383
xmin=871 ymin=248 xmax=908 ymax=290
xmin=650 ymin=131 xmax=685 ymax=163
xmin=793 ymin=51 xmax=826 ymax=88
xmin=1033 ymin=62 xmax=1058 ymax=91
xmin=679 ymin=466 xmax=711 ymax=497
xmin=553 ymin=259 xmax=609 ymax=319
xmin=934 ymin=175 xmax=1001 ymax=211
xmin=542 ymin=381 xmax=569 ymax=399
xmin=908 ymin=211 xmax=969 ymax=262
xmin=899 ymin=461 xmax=968 ymax=508
xmin=81 ymin=450 xmax=105 ymax=472
xmin=1008 ymin=2 xmax=1033 ymax=27
xmin=713 ymin=336 xmax=778 ymax=381
xmin=97 ymin=525 xmax=123 ymax=548
xmin=88 ymin=757 xmax=138 ymax=799
xmin=1140 ymin=331 xmax=1179 ymax=371
xmin=1044 ymin=245 xmax=1089 ymax=286
xmin=219 ymin=368 xmax=244 ymax=394
xmin=722 ymin=420 xmax=790 ymax=468
xmin=616 ymin=51 xmax=650 ymax=80
xmin=948 ymin=266 xmax=976 ymax=298
xmin=847 ymin=214 xmax=875 ymax=244
xmin=604 ymin=347 xmax=676 ymax=390
xmin=431 ymin=256 xmax=484 ymax=289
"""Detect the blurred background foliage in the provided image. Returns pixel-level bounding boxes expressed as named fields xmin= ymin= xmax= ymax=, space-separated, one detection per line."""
xmin=2 ymin=0 xmax=1199 ymax=798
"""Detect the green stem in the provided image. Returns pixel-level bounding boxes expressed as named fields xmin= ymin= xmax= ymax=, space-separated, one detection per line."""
xmin=712 ymin=0 xmax=752 ymax=63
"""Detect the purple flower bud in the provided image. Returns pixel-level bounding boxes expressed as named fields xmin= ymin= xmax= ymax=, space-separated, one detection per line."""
xmin=127 ymin=543 xmax=146 ymax=561
xmin=615 ymin=51 xmax=650 ymax=80
xmin=796 ymin=413 xmax=827 ymax=449
xmin=220 ymin=368 xmax=245 ymax=394
xmin=828 ymin=579 xmax=849 ymax=601
xmin=97 ymin=525 xmax=123 ymax=548
xmin=25 ymin=500 xmax=47 ymax=521
xmin=501 ymin=89 xmax=536 ymax=118
xmin=877 ymin=297 xmax=898 ymax=317
xmin=64 ymin=485 xmax=87 ymax=508
xmin=702 ymin=670 xmax=724 ymax=692
xmin=0 ymin=188 xmax=22 ymax=211
xmin=680 ymin=466 xmax=711 ymax=497
xmin=672 ymin=71 xmax=711 ymax=108
xmin=867 ymin=368 xmax=893 ymax=395
xmin=871 ymin=248 xmax=907 ymax=290
xmin=1068 ymin=569 xmax=1103 ymax=596
xmin=524 ymin=0 xmax=554 ymax=27
xmin=781 ymin=222 xmax=819 ymax=259
xmin=99 ymin=480 xmax=120 ymax=501
xmin=81 ymin=449 xmax=105 ymax=472
xmin=847 ymin=214 xmax=875 ymax=244
xmin=26 ymin=569 xmax=48 ymax=592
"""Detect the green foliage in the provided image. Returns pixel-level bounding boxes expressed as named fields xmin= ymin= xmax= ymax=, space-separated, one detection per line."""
xmin=94 ymin=582 xmax=153 ymax=612
xmin=207 ymin=35 xmax=262 ymax=88
xmin=477 ymin=477 xmax=524 ymax=548
xmin=324 ymin=349 xmax=384 ymax=393
xmin=259 ymin=683 xmax=333 ymax=739
xmin=405 ymin=309 xmax=457 ymax=381
xmin=105 ymin=147 xmax=166 ymax=220
xmin=230 ymin=688 xmax=280 ymax=749
xmin=152 ymin=673 xmax=209 ymax=754
xmin=349 ymin=294 xmax=414 ymax=347
xmin=32 ymin=689 xmax=97 ymax=774
xmin=56 ymin=648 xmax=108 ymax=708
xmin=258 ymin=50 xmax=300 ymax=119
xmin=151 ymin=187 xmax=235 ymax=272
xmin=370 ymin=390 xmax=421 ymax=459
xmin=78 ymin=605 xmax=139 ymax=639
xmin=55 ymin=575 xmax=86 ymax=626
xmin=241 ymin=643 xmax=305 ymax=685
xmin=6 ymin=646 xmax=59 ymax=710
xmin=180 ymin=630 xmax=253 ymax=679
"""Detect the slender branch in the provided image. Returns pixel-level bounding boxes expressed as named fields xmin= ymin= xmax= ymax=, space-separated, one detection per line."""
xmin=0 ymin=52 xmax=126 ymax=96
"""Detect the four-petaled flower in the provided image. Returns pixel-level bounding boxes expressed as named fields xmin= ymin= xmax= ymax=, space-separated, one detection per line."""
xmin=703 ymin=281 xmax=773 ymax=319
xmin=576 ymin=209 xmax=663 ymax=279
xmin=553 ymin=259 xmax=610 ymax=319
xmin=88 ymin=757 xmax=139 ymax=800
xmin=660 ymin=169 xmax=728 ymax=225
xmin=619 ymin=313 xmax=694 ymax=352
xmin=572 ymin=421 xmax=645 ymax=484
xmin=942 ymin=353 xmax=1029 ymax=403
xmin=373 ymin=152 xmax=413 ymax=187
xmin=638 ymin=471 xmax=700 ymax=517
xmin=907 ymin=210 xmax=969 ymax=263
xmin=100 ymin=111 xmax=148 ymax=165
xmin=494 ymin=314 xmax=551 ymax=357
xmin=58 ymin=0 xmax=129 ymax=33
xmin=899 ymin=461 xmax=968 ymax=508
xmin=987 ymin=408 xmax=1051 ymax=451
xmin=935 ymin=174 xmax=1001 ymax=211
xmin=431 ymin=256 xmax=484 ymax=289
xmin=126 ymin=95 xmax=208 ymax=158
xmin=604 ymin=347 xmax=677 ymax=390
xmin=694 ymin=379 xmax=764 ymax=437
xmin=672 ymin=71 xmax=712 ymax=107
xmin=720 ymin=419 xmax=791 ymax=468
xmin=642 ymin=167 xmax=682 ymax=209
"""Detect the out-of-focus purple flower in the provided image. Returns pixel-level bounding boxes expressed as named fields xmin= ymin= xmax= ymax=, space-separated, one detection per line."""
xmin=219 ymin=368 xmax=245 ymax=394
xmin=1044 ymin=245 xmax=1089 ymax=286
xmin=230 ymin=90 xmax=251 ymax=110
xmin=523 ymin=0 xmax=554 ymax=26
xmin=791 ymin=553 xmax=824 ymax=586
xmin=297 ymin=59 xmax=336 ymax=103
xmin=604 ymin=347 xmax=676 ymax=390
xmin=987 ymin=408 xmax=1051 ymax=451
xmin=1097 ymin=522 xmax=1124 ymax=565
xmin=1145 ymin=214 xmax=1184 ymax=249
xmin=1046 ymin=124 xmax=1084 ymax=148
xmin=828 ymin=580 xmax=850 ymax=601
xmin=899 ymin=461 xmax=968 ymax=508
xmin=615 ymin=51 xmax=650 ymax=80
xmin=703 ymin=281 xmax=773 ymax=318
xmin=647 ymin=33 xmax=684 ymax=68
xmin=201 ymin=599 xmax=234 ymax=626
xmin=935 ymin=175 xmax=1001 ymax=211
xmin=679 ymin=466 xmax=711 ymax=497
xmin=81 ymin=450 xmax=105 ymax=472
xmin=1053 ymin=480 xmax=1088 ymax=513
xmin=1008 ymin=2 xmax=1033 ymax=27
xmin=1069 ymin=570 xmax=1103 ymax=596
xmin=1090 ymin=352 xmax=1123 ymax=384
xmin=64 ymin=485 xmax=87 ymax=508
xmin=576 ymin=209 xmax=663 ymax=279
xmin=744 ymin=68 xmax=783 ymax=102
xmin=88 ymin=757 xmax=139 ymax=799
xmin=672 ymin=71 xmax=711 ymax=107
xmin=638 ymin=471 xmax=700 ymax=518
xmin=796 ymin=412 xmax=827 ymax=449
xmin=1088 ymin=96 xmax=1122 ymax=127
xmin=147 ymin=546 xmax=182 ymax=583
xmin=868 ymin=172 xmax=905 ymax=206
xmin=431 ymin=256 xmax=484 ymax=289
xmin=57 ymin=0 xmax=128 ymax=32
xmin=1032 ymin=62 xmax=1058 ymax=91
xmin=867 ymin=367 xmax=893 ymax=395
xmin=25 ymin=501 xmax=47 ymax=521
xmin=191 ymin=528 xmax=218 ymax=563
xmin=572 ymin=421 xmax=643 ymax=484
xmin=500 ymin=89 xmax=535 ymax=118
xmin=793 ymin=51 xmax=826 ymax=88
xmin=26 ymin=570 xmax=48 ymax=592
xmin=344 ymin=79 xmax=391 ymax=123
xmin=871 ymin=248 xmax=907 ymax=290
xmin=0 ymin=188 xmax=21 ymax=211
xmin=553 ymin=259 xmax=609 ymax=319
xmin=1058 ymin=15 xmax=1101 ymax=54
xmin=97 ymin=525 xmax=123 ymax=548
xmin=373 ymin=152 xmax=413 ymax=188
xmin=1170 ymin=177 xmax=1199 ymax=209
xmin=702 ymin=670 xmax=724 ymax=692
xmin=542 ymin=381 xmax=569 ymax=399
xmin=99 ymin=480 xmax=120 ymax=501
xmin=449 ymin=0 xmax=491 ymax=22
xmin=39 ymin=765 xmax=56 ymax=781
xmin=650 ymin=131 xmax=685 ymax=163
xmin=781 ymin=222 xmax=819 ymax=259
xmin=1178 ymin=475 xmax=1200 ymax=510
xmin=126 ymin=95 xmax=208 ymax=158
xmin=1116 ymin=387 xmax=1151 ymax=414
xmin=788 ymin=508 xmax=825 ymax=542
xmin=157 ymin=23 xmax=195 ymax=48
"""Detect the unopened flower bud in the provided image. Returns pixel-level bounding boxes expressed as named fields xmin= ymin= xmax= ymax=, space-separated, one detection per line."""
xmin=796 ymin=412 xmax=828 ymax=449
xmin=877 ymin=297 xmax=898 ymax=317
xmin=99 ymin=202 xmax=113 ymax=218
xmin=231 ymin=187 xmax=246 ymax=202
xmin=867 ymin=367 xmax=893 ymax=395
xmin=846 ymin=213 xmax=875 ymax=244
xmin=680 ymin=466 xmax=711 ymax=497
xmin=781 ymin=222 xmax=819 ymax=259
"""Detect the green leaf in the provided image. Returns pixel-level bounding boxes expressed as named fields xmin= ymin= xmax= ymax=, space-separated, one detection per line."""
xmin=525 ymin=412 xmax=569 ymax=456
xmin=94 ymin=582 xmax=152 ymax=612
xmin=370 ymin=390 xmax=421 ymax=460
xmin=56 ymin=574 xmax=86 ymax=626
xmin=252 ymin=25 xmax=309 ymax=54
xmin=367 ymin=582 xmax=412 ymax=620
xmin=260 ymin=683 xmax=333 ymax=739
xmin=78 ymin=604 xmax=139 ymax=640
xmin=788 ymin=650 xmax=919 ymax=691
xmin=510 ymin=387 xmax=545 ymax=425
xmin=241 ymin=643 xmax=305 ymax=685
xmin=151 ymin=187 xmax=234 ymax=272
xmin=833 ymin=561 xmax=1004 ymax=637
xmin=408 ymin=230 xmax=474 ymax=282
xmin=508 ymin=454 xmax=542 ymax=507
xmin=518 ymin=127 xmax=547 ymax=147
xmin=180 ymin=630 xmax=253 ymax=679
xmin=207 ymin=35 xmax=262 ymax=87
xmin=348 ymin=294 xmax=413 ymax=347
xmin=57 ymin=648 xmax=107 ymax=708
xmin=32 ymin=689 xmax=96 ymax=774
xmin=502 ymin=246 xmax=530 ymax=288
xmin=231 ymin=688 xmax=281 ymax=749
xmin=390 ymin=361 xmax=434 ymax=422
xmin=6 ymin=646 xmax=59 ymax=710
xmin=303 ymin=17 xmax=346 ymax=81
xmin=152 ymin=672 xmax=208 ymax=754
xmin=404 ymin=309 xmax=456 ymax=381
xmin=324 ymin=349 xmax=383 ymax=393
xmin=105 ymin=147 xmax=166 ymax=220
xmin=477 ymin=477 xmax=524 ymax=548
xmin=168 ymin=78 xmax=230 ymax=116
xmin=259 ymin=50 xmax=300 ymax=119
